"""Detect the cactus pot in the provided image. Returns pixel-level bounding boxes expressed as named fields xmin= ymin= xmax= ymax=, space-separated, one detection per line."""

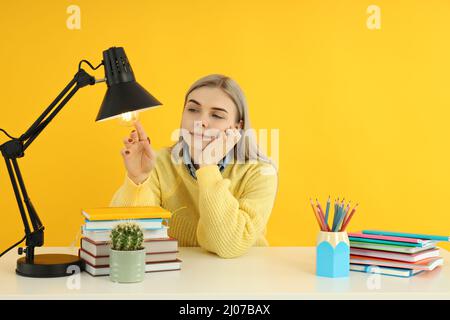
xmin=109 ymin=248 xmax=146 ymax=283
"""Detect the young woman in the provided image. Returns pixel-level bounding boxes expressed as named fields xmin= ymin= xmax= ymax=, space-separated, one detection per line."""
xmin=110 ymin=74 xmax=278 ymax=258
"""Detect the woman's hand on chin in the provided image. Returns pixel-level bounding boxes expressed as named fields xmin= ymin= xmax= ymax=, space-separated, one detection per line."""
xmin=198 ymin=128 xmax=241 ymax=168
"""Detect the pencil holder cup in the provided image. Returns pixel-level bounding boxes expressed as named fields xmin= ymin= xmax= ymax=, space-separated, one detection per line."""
xmin=316 ymin=231 xmax=350 ymax=278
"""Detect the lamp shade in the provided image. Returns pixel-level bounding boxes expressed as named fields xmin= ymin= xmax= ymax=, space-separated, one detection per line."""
xmin=95 ymin=47 xmax=162 ymax=122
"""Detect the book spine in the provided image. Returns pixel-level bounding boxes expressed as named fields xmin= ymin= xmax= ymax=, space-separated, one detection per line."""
xmin=348 ymin=233 xmax=423 ymax=244
xmin=349 ymin=237 xmax=421 ymax=247
xmin=362 ymin=230 xmax=450 ymax=242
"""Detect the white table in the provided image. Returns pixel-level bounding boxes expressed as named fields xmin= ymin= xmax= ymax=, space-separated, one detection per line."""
xmin=0 ymin=247 xmax=449 ymax=299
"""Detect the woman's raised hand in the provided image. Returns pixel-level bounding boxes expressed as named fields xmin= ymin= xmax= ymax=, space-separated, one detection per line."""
xmin=121 ymin=120 xmax=156 ymax=184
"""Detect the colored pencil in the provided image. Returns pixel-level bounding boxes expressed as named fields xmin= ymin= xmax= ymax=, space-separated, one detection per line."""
xmin=310 ymin=198 xmax=325 ymax=231
xmin=312 ymin=197 xmax=360 ymax=232
xmin=316 ymin=204 xmax=330 ymax=231
xmin=331 ymin=199 xmax=336 ymax=231
xmin=335 ymin=204 xmax=345 ymax=232
xmin=338 ymin=203 xmax=346 ymax=231
xmin=316 ymin=199 xmax=330 ymax=231
xmin=339 ymin=202 xmax=351 ymax=231
xmin=324 ymin=196 xmax=331 ymax=229
xmin=332 ymin=198 xmax=338 ymax=231
xmin=340 ymin=203 xmax=359 ymax=231
xmin=332 ymin=199 xmax=341 ymax=231
xmin=336 ymin=203 xmax=347 ymax=231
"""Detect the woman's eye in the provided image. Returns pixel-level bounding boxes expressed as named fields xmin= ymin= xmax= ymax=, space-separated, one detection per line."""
xmin=188 ymin=108 xmax=199 ymax=113
xmin=212 ymin=114 xmax=225 ymax=119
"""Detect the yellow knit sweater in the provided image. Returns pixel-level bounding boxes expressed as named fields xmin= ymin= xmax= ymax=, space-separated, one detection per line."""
xmin=109 ymin=146 xmax=278 ymax=258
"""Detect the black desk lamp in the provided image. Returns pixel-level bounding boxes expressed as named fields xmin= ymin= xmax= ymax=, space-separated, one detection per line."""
xmin=0 ymin=47 xmax=162 ymax=277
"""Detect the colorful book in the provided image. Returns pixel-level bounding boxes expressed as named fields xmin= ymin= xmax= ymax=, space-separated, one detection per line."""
xmin=350 ymin=264 xmax=424 ymax=278
xmin=362 ymin=230 xmax=450 ymax=242
xmin=349 ymin=237 xmax=424 ymax=247
xmin=350 ymin=247 xmax=441 ymax=263
xmin=81 ymin=237 xmax=178 ymax=257
xmin=82 ymin=206 xmax=172 ymax=221
xmin=79 ymin=248 xmax=178 ymax=267
xmin=349 ymin=241 xmax=437 ymax=254
xmin=350 ymin=255 xmax=444 ymax=271
xmin=84 ymin=218 xmax=163 ymax=231
xmin=83 ymin=259 xmax=182 ymax=276
xmin=348 ymin=232 xmax=433 ymax=245
xmin=81 ymin=225 xmax=169 ymax=242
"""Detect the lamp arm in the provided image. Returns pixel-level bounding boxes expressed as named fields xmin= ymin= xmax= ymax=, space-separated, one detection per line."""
xmin=0 ymin=68 xmax=97 ymax=263
xmin=19 ymin=76 xmax=78 ymax=143
xmin=22 ymin=68 xmax=96 ymax=148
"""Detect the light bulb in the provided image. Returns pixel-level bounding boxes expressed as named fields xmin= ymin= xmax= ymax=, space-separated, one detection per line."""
xmin=119 ymin=111 xmax=139 ymax=127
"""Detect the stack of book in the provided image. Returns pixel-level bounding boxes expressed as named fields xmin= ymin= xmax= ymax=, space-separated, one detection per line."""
xmin=349 ymin=230 xmax=448 ymax=278
xmin=79 ymin=206 xmax=182 ymax=277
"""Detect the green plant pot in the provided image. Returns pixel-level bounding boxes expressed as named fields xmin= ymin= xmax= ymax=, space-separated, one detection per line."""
xmin=109 ymin=248 xmax=146 ymax=283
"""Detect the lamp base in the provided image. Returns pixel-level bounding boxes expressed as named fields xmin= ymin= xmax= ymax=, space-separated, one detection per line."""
xmin=16 ymin=253 xmax=84 ymax=278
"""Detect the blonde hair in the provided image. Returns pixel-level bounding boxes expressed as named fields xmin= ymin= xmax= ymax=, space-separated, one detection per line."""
xmin=171 ymin=74 xmax=276 ymax=171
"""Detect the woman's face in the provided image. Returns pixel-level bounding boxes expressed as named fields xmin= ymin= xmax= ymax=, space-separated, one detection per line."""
xmin=181 ymin=86 xmax=242 ymax=150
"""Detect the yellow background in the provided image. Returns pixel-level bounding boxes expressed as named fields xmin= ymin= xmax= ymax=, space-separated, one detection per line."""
xmin=1 ymin=1 xmax=449 ymax=251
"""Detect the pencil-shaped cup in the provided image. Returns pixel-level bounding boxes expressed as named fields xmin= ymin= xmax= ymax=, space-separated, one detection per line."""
xmin=316 ymin=231 xmax=350 ymax=278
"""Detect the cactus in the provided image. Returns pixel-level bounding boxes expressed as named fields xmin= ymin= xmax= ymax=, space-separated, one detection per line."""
xmin=110 ymin=222 xmax=144 ymax=251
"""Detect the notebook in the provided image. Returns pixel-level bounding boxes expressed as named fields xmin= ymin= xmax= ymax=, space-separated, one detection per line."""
xmin=81 ymin=237 xmax=178 ymax=257
xmin=350 ymin=247 xmax=440 ymax=263
xmin=350 ymin=264 xmax=424 ymax=278
xmin=362 ymin=230 xmax=450 ymax=242
xmin=349 ymin=237 xmax=424 ymax=247
xmin=79 ymin=248 xmax=178 ymax=267
xmin=84 ymin=218 xmax=163 ymax=231
xmin=83 ymin=259 xmax=182 ymax=276
xmin=350 ymin=255 xmax=444 ymax=271
xmin=82 ymin=225 xmax=169 ymax=242
xmin=82 ymin=206 xmax=172 ymax=221
xmin=348 ymin=232 xmax=434 ymax=246
xmin=349 ymin=241 xmax=437 ymax=254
